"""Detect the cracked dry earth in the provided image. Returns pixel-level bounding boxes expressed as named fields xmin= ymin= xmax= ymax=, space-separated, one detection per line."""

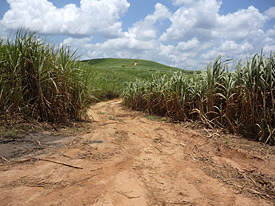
xmin=0 ymin=99 xmax=275 ymax=206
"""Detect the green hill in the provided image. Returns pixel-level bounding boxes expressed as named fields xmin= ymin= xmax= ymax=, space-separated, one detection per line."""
xmin=81 ymin=58 xmax=192 ymax=100
xmin=82 ymin=58 xmax=184 ymax=75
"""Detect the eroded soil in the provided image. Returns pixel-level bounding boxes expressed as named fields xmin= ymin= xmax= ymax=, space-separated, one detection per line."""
xmin=0 ymin=99 xmax=274 ymax=206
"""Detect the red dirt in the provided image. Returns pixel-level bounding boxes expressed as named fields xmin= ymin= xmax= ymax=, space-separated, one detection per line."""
xmin=0 ymin=99 xmax=274 ymax=206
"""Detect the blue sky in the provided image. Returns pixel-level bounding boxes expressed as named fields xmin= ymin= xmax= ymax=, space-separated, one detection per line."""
xmin=0 ymin=0 xmax=274 ymax=70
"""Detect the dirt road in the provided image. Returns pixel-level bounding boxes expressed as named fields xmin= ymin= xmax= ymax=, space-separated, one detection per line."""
xmin=0 ymin=99 xmax=274 ymax=206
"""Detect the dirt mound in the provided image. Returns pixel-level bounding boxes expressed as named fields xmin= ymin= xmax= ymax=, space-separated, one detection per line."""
xmin=0 ymin=99 xmax=274 ymax=206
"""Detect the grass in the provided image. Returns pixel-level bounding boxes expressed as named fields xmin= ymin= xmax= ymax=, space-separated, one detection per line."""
xmin=144 ymin=115 xmax=168 ymax=122
xmin=81 ymin=58 xmax=193 ymax=100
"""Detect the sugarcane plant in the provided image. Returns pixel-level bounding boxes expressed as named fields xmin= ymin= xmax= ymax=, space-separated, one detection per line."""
xmin=123 ymin=51 xmax=275 ymax=145
xmin=0 ymin=29 xmax=94 ymax=123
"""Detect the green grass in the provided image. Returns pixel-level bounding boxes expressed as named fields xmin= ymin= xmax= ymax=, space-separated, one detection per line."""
xmin=81 ymin=58 xmax=192 ymax=100
xmin=144 ymin=115 xmax=168 ymax=122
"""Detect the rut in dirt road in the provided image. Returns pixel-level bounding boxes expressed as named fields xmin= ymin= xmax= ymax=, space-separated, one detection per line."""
xmin=0 ymin=99 xmax=275 ymax=206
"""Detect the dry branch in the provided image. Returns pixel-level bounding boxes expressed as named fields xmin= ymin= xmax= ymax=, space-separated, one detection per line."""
xmin=0 ymin=156 xmax=10 ymax=162
xmin=36 ymin=158 xmax=83 ymax=169
xmin=0 ymin=157 xmax=83 ymax=169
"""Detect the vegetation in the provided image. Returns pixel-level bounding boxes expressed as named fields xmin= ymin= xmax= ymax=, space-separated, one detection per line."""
xmin=0 ymin=29 xmax=190 ymax=123
xmin=1 ymin=29 xmax=274 ymax=145
xmin=123 ymin=52 xmax=275 ymax=145
xmin=0 ymin=30 xmax=93 ymax=123
xmin=81 ymin=58 xmax=187 ymax=100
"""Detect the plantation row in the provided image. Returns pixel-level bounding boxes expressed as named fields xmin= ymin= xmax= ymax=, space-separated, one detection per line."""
xmin=123 ymin=54 xmax=275 ymax=145
xmin=0 ymin=30 xmax=93 ymax=123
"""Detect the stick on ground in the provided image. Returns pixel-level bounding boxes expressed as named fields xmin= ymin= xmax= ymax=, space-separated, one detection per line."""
xmin=36 ymin=158 xmax=83 ymax=169
xmin=0 ymin=158 xmax=83 ymax=169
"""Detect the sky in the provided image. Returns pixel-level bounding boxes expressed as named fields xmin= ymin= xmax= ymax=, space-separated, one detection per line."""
xmin=0 ymin=0 xmax=274 ymax=70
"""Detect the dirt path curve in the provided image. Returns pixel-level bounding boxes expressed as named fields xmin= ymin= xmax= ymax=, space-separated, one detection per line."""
xmin=0 ymin=99 xmax=274 ymax=206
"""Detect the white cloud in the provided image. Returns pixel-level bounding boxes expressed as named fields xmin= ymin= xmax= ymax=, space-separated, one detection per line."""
xmin=158 ymin=0 xmax=273 ymax=68
xmin=0 ymin=23 xmax=8 ymax=40
xmin=145 ymin=3 xmax=171 ymax=22
xmin=161 ymin=1 xmax=267 ymax=42
xmin=267 ymin=29 xmax=275 ymax=37
xmin=264 ymin=7 xmax=275 ymax=19
xmin=63 ymin=35 xmax=169 ymax=67
xmin=61 ymin=0 xmax=274 ymax=70
xmin=62 ymin=35 xmax=202 ymax=69
xmin=200 ymin=40 xmax=253 ymax=61
xmin=172 ymin=0 xmax=196 ymax=6
xmin=61 ymin=4 xmax=173 ymax=66
xmin=1 ymin=0 xmax=130 ymax=37
xmin=263 ymin=45 xmax=275 ymax=53
xmin=1 ymin=0 xmax=274 ymax=70
xmin=128 ymin=3 xmax=171 ymax=40
xmin=215 ymin=6 xmax=267 ymax=41
xmin=176 ymin=38 xmax=199 ymax=51
xmin=161 ymin=0 xmax=221 ymax=41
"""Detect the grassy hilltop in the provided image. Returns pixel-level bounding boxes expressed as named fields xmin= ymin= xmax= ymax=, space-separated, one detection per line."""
xmin=81 ymin=58 xmax=192 ymax=100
